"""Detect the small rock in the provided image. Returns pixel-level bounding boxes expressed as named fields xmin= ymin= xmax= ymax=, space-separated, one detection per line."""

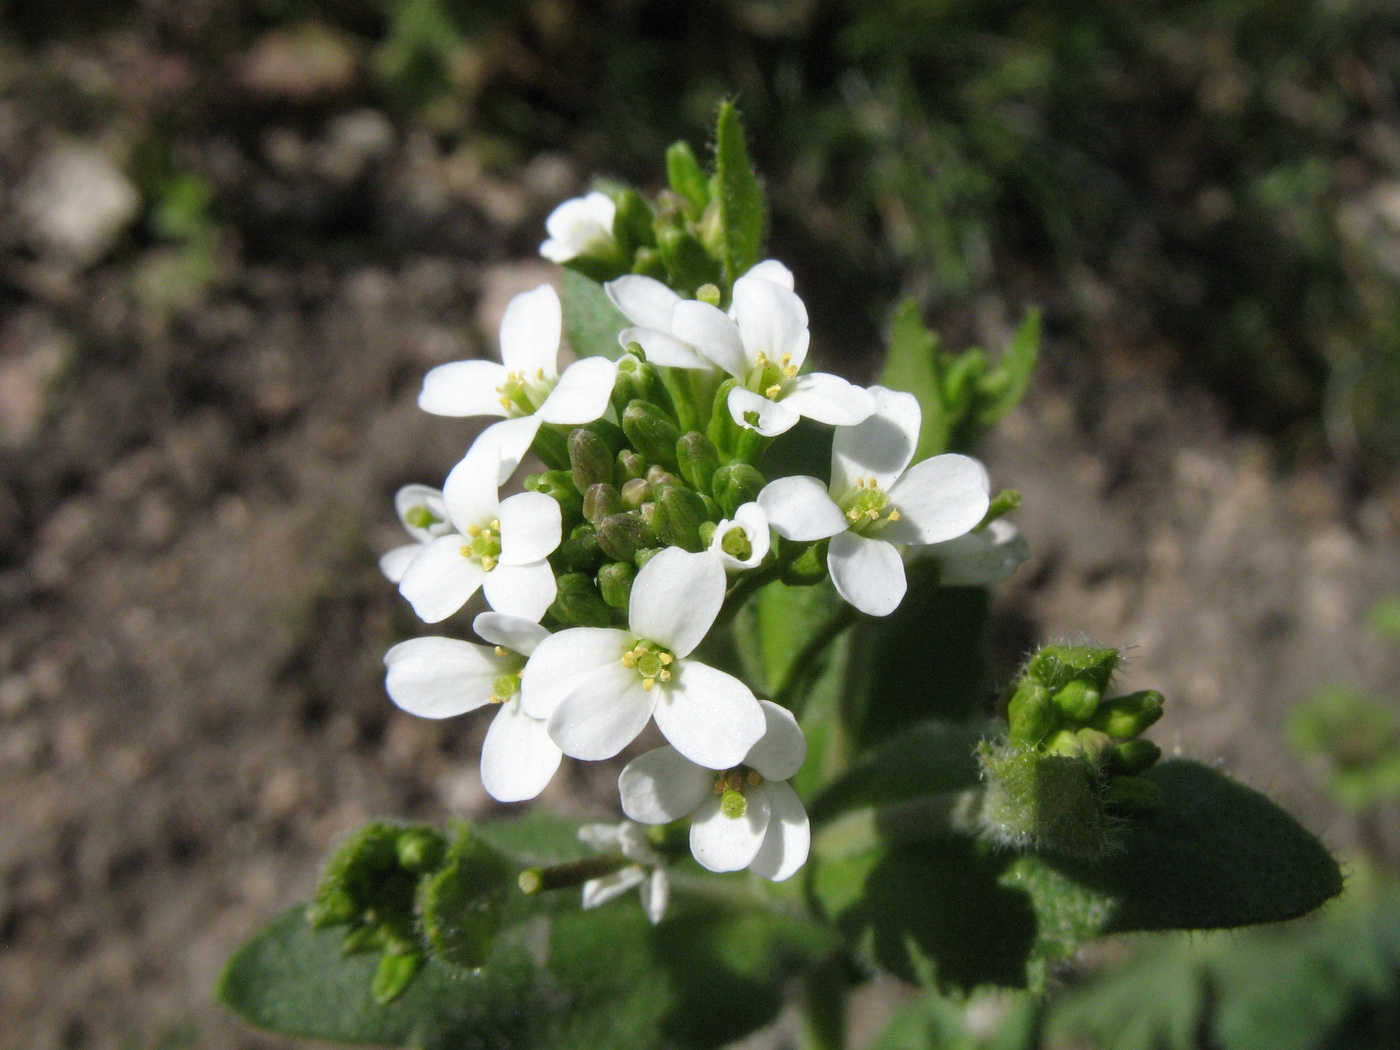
xmin=18 ymin=142 xmax=139 ymax=267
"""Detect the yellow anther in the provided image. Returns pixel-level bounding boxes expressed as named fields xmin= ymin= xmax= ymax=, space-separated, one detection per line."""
xmin=783 ymin=365 xmax=798 ymax=378
xmin=755 ymin=351 xmax=769 ymax=367
xmin=726 ymin=771 xmax=745 ymax=792
xmin=713 ymin=780 xmax=725 ymax=796
xmin=746 ymin=770 xmax=763 ymax=785
xmin=498 ymin=397 xmax=512 ymax=411
xmin=490 ymin=519 xmax=500 ymax=531
xmin=466 ymin=524 xmax=482 ymax=536
xmin=867 ymin=476 xmax=877 ymax=488
xmin=620 ymin=652 xmax=637 ymax=668
xmin=887 ymin=509 xmax=902 ymax=521
xmin=765 ymin=384 xmax=783 ymax=399
xmin=493 ymin=646 xmax=507 ymax=656
xmin=846 ymin=508 xmax=862 ymax=522
xmin=480 ymin=556 xmax=498 ymax=571
xmin=642 ymin=678 xmax=656 ymax=691
xmin=459 ymin=545 xmax=473 ymax=558
xmin=780 ymin=353 xmax=792 ymax=366
xmin=867 ymin=508 xmax=880 ymax=520
xmin=536 ymin=368 xmax=545 ymax=379
xmin=488 ymin=694 xmax=505 ymax=704
xmin=658 ymin=669 xmax=672 ymax=682
xmin=658 ymin=652 xmax=674 ymax=665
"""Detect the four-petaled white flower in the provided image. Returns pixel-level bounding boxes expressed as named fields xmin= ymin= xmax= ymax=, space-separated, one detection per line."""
xmin=398 ymin=444 xmax=561 ymax=623
xmin=379 ymin=484 xmax=453 ymax=584
xmin=619 ymin=700 xmax=810 ymax=881
xmin=707 ymin=502 xmax=770 ymax=572
xmin=924 ymin=518 xmax=1029 ymax=586
xmin=577 ymin=821 xmax=669 ymax=924
xmin=418 ymin=284 xmax=618 ymax=478
xmin=758 ymin=385 xmax=991 ymax=616
xmin=521 ymin=547 xmax=765 ymax=769
xmin=670 ymin=272 xmax=875 ymax=436
xmin=604 ymin=260 xmax=797 ymax=371
xmin=384 ymin=613 xmax=561 ymax=803
xmin=539 ymin=191 xmax=617 ymax=264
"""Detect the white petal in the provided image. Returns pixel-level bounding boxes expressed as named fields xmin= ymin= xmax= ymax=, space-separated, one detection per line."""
xmin=618 ymin=746 xmax=714 ymax=823
xmin=620 ymin=326 xmax=713 ymax=370
xmin=708 ymin=502 xmax=771 ymax=571
xmin=399 ymin=536 xmax=487 ymax=623
xmin=653 ymin=661 xmax=765 ymax=770
xmin=418 ymin=360 xmax=510 ymax=418
xmin=616 ymin=822 xmax=662 ymax=865
xmin=747 ymin=781 xmax=810 ymax=881
xmin=482 ymin=560 xmax=556 ymax=622
xmin=379 ymin=543 xmax=421 ymax=584
xmin=394 ymin=485 xmax=450 ymax=542
xmin=828 ymin=531 xmax=907 ymax=617
xmin=627 ymin=547 xmax=725 ymax=657
xmin=498 ymin=491 xmax=562 ymax=565
xmin=727 ymin=386 xmax=801 ymax=436
xmin=548 ymin=669 xmax=657 ymax=761
xmin=744 ymin=700 xmax=807 ymax=782
xmin=473 ymin=613 xmax=549 ymax=656
xmin=578 ymin=823 xmax=622 ymax=851
xmin=742 ymin=259 xmax=794 ymax=290
xmin=757 ymin=476 xmax=848 ymax=541
xmin=471 ymin=416 xmax=543 ymax=483
xmin=640 ymin=867 xmax=669 ymax=924
xmin=882 ymin=454 xmax=991 ymax=546
xmin=731 ymin=277 xmax=809 ymax=370
xmin=519 ymin=627 xmax=632 ymax=719
xmin=480 ymin=699 xmax=563 ymax=802
xmin=498 ymin=285 xmax=562 ymax=378
xmin=781 ymin=373 xmax=876 ymax=427
xmin=536 ymin=356 xmax=617 ymax=425
xmin=831 ymin=385 xmax=921 ymax=495
xmin=689 ymin=790 xmax=771 ymax=873
xmin=671 ymin=300 xmax=748 ymax=378
xmin=384 ymin=637 xmax=500 ymax=718
xmin=606 ymin=275 xmax=681 ymax=330
xmin=927 ymin=519 xmax=1030 ymax=586
xmin=541 ymin=192 xmax=615 ymax=262
xmin=442 ymin=448 xmax=503 ymax=531
xmin=582 ymin=867 xmax=646 ymax=910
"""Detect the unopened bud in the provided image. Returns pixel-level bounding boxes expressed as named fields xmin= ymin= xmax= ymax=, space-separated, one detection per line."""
xmin=583 ymin=483 xmax=623 ymax=523
xmin=645 ymin=464 xmax=679 ymax=491
xmin=677 ymin=431 xmax=720 ymax=494
xmin=596 ymin=512 xmax=657 ymax=563
xmin=597 ymin=561 xmax=636 ymax=608
xmin=1074 ymin=727 xmax=1114 ymax=764
xmin=529 ymin=424 xmax=570 ymax=472
xmin=657 ymin=485 xmax=709 ymax=552
xmin=612 ymin=188 xmax=655 ymax=255
xmin=1107 ymin=738 xmax=1162 ymax=776
xmin=557 ymin=522 xmax=604 ymax=572
xmin=617 ymin=449 xmax=647 ymax=482
xmin=711 ymin=462 xmax=765 ymax=517
xmin=550 ymin=573 xmax=614 ymax=626
xmin=1052 ymin=679 xmax=1101 ymax=722
xmin=622 ymin=400 xmax=682 ymax=472
xmin=306 ymin=887 xmax=357 ymax=929
xmin=569 ymin=428 xmax=616 ymax=493
xmin=1088 ymin=690 xmax=1165 ymax=739
xmin=620 ymin=477 xmax=649 ymax=510
xmin=780 ymin=540 xmax=828 ymax=585
xmin=524 ymin=470 xmax=583 ymax=522
xmin=396 ymin=829 xmax=446 ymax=873
xmin=1026 ymin=645 xmax=1120 ymax=695
xmin=658 ymin=226 xmax=720 ymax=294
xmin=1006 ymin=680 xmax=1056 ymax=747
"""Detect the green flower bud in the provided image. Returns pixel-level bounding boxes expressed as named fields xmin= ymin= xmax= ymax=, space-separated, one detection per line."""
xmin=659 ymin=226 xmax=721 ymax=294
xmin=524 ymin=470 xmax=582 ymax=522
xmin=341 ymin=924 xmax=384 ymax=955
xmin=596 ymin=512 xmax=657 ymax=563
xmin=617 ymin=449 xmax=647 ymax=483
xmin=396 ymin=828 xmax=446 ymax=873
xmin=707 ymin=378 xmax=744 ymax=458
xmin=1088 ymin=690 xmax=1165 ymax=739
xmin=598 ymin=561 xmax=636 ymax=608
xmin=620 ymin=477 xmax=649 ymax=510
xmin=306 ymin=886 xmax=357 ymax=929
xmin=372 ymin=951 xmax=424 ymax=1005
xmin=557 ymin=522 xmax=604 ymax=572
xmin=666 ymin=140 xmax=709 ymax=213
xmin=583 ymin=483 xmax=623 ymax=524
xmin=1026 ymin=645 xmax=1120 ymax=695
xmin=1075 ymin=727 xmax=1114 ymax=764
xmin=634 ymin=546 xmax=662 ymax=569
xmin=622 ymin=400 xmax=682 ymax=472
xmin=569 ymin=428 xmax=616 ymax=494
xmin=549 ymin=572 xmax=615 ymax=626
xmin=1107 ymin=738 xmax=1162 ymax=776
xmin=1006 ymin=680 xmax=1056 ymax=747
xmin=631 ymin=246 xmax=667 ymax=280
xmin=677 ymin=431 xmax=720 ymax=494
xmin=1052 ymin=679 xmax=1102 ymax=721
xmin=656 ymin=485 xmax=709 ymax=552
xmin=645 ymin=464 xmax=680 ymax=491
xmin=711 ymin=462 xmax=766 ymax=516
xmin=1102 ymin=775 xmax=1165 ymax=816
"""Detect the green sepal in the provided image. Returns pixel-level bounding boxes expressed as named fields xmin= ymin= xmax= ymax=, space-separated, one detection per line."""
xmin=611 ymin=188 xmax=655 ymax=257
xmin=582 ymin=482 xmax=623 ymax=524
xmin=524 ymin=469 xmax=582 ymax=522
xmin=677 ymin=430 xmax=721 ymax=494
xmin=595 ymin=511 xmax=658 ymax=563
xmin=597 ymin=561 xmax=636 ymax=608
xmin=371 ymin=951 xmax=424 ymax=1006
xmin=659 ymin=225 xmax=722 ymax=295
xmin=568 ymin=427 xmax=616 ymax=493
xmin=556 ymin=522 xmax=604 ymax=573
xmin=655 ymin=484 xmax=710 ymax=552
xmin=1087 ymin=689 xmax=1165 ymax=738
xmin=1025 ymin=645 xmax=1120 ymax=695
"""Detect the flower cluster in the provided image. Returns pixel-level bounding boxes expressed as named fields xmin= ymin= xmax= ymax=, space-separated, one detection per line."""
xmin=379 ymin=190 xmax=1026 ymax=920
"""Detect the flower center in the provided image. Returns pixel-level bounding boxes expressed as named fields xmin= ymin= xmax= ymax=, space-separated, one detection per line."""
xmin=405 ymin=504 xmax=442 ymax=530
xmin=712 ymin=766 xmax=764 ymax=819
xmin=719 ymin=525 xmax=753 ymax=561
xmin=458 ymin=520 xmax=503 ymax=571
xmin=837 ymin=476 xmax=903 ymax=535
xmin=490 ymin=671 xmax=521 ymax=704
xmin=619 ymin=640 xmax=675 ymax=691
xmin=746 ymin=351 xmax=798 ymax=401
xmin=495 ymin=368 xmax=551 ymax=417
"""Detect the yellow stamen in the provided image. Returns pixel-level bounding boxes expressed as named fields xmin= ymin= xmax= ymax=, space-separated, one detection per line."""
xmin=658 ymin=669 xmax=672 ymax=682
xmin=887 ymin=510 xmax=902 ymax=521
xmin=642 ymin=678 xmax=656 ymax=691
xmin=658 ymin=652 xmax=674 ymax=665
xmin=498 ymin=397 xmax=512 ymax=411
xmin=536 ymin=368 xmax=545 ymax=379
xmin=459 ymin=545 xmax=473 ymax=558
xmin=620 ymin=652 xmax=637 ymax=668
xmin=783 ymin=365 xmax=797 ymax=378
xmin=765 ymin=384 xmax=783 ymax=399
xmin=480 ymin=556 xmax=497 ymax=571
xmin=493 ymin=646 xmax=507 ymax=656
xmin=466 ymin=525 xmax=482 ymax=537
xmin=780 ymin=353 xmax=792 ymax=366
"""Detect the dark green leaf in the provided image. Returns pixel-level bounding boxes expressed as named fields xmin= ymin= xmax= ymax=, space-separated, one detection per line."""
xmin=712 ymin=101 xmax=765 ymax=285
xmin=810 ymin=719 xmax=985 ymax=822
xmin=878 ymin=300 xmax=948 ymax=460
xmin=974 ymin=310 xmax=1039 ymax=428
xmin=666 ymin=140 xmax=710 ymax=214
xmin=561 ymin=268 xmax=628 ymax=361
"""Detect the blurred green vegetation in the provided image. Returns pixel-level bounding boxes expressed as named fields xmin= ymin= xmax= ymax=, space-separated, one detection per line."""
xmin=5 ymin=0 xmax=1400 ymax=469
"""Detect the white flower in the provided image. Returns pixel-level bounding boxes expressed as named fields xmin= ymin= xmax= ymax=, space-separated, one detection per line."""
xmin=398 ymin=444 xmax=561 ymax=623
xmin=577 ymin=821 xmax=669 ymax=924
xmin=520 ymin=547 xmax=764 ymax=769
xmin=418 ymin=284 xmax=617 ymax=477
xmin=379 ymin=484 xmax=453 ymax=584
xmin=670 ymin=272 xmax=875 ymax=436
xmin=604 ymin=259 xmax=799 ymax=372
xmin=618 ymin=700 xmax=810 ymax=881
xmin=924 ymin=518 xmax=1029 ymax=586
xmin=707 ymin=502 xmax=770 ymax=572
xmin=757 ymin=385 xmax=990 ymax=616
xmin=384 ymin=613 xmax=562 ymax=803
xmin=539 ymin=191 xmax=617 ymax=264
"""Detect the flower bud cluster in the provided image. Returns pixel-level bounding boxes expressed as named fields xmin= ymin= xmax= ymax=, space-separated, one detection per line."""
xmin=976 ymin=644 xmax=1166 ymax=858
xmin=377 ymin=182 xmax=1025 ymax=920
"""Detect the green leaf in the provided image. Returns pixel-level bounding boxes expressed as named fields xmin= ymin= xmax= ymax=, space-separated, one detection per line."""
xmin=973 ymin=310 xmax=1040 ymax=430
xmin=561 ymin=268 xmax=628 ymax=361
xmin=868 ymin=989 xmax=1039 ymax=1050
xmin=878 ymin=300 xmax=948 ymax=460
xmin=810 ymin=719 xmax=985 ymax=822
xmin=666 ymin=140 xmax=710 ymax=214
xmin=221 ymin=897 xmax=835 ymax=1050
xmin=809 ymin=760 xmax=1342 ymax=992
xmin=712 ymin=101 xmax=765 ymax=285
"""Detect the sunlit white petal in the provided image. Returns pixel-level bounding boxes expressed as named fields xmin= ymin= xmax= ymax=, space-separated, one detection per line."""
xmin=744 ymin=700 xmax=807 ymax=782
xmin=742 ymin=259 xmax=794 ymax=290
xmin=628 ymin=548 xmax=725 ymax=657
xmin=727 ymin=386 xmax=802 ymax=436
xmin=473 ymin=613 xmax=549 ymax=657
xmin=548 ymin=668 xmax=657 ymax=761
xmin=606 ymin=275 xmax=681 ymax=331
xmin=689 ymin=790 xmax=771 ymax=873
xmin=536 ymin=356 xmax=618 ymax=424
xmin=882 ymin=453 xmax=990 ymax=545
xmin=581 ymin=866 xmax=646 ymax=909
xmin=497 ymin=492 xmax=562 ymax=565
xmin=618 ymin=746 xmax=715 ymax=824
xmin=831 ymin=385 xmax=921 ymax=494
xmin=418 ymin=359 xmax=510 ymax=418
xmin=671 ymin=300 xmax=748 ymax=378
xmin=520 ymin=627 xmax=632 ymax=719
xmin=731 ymin=277 xmax=809 ymax=370
xmin=384 ymin=637 xmax=499 ymax=718
xmin=757 ymin=476 xmax=848 ymax=541
xmin=653 ymin=661 xmax=764 ymax=770
xmin=828 ymin=531 xmax=907 ymax=617
xmin=399 ymin=536 xmax=488 ymax=623
xmin=619 ymin=326 xmax=713 ymax=370
xmin=482 ymin=559 xmax=556 ymax=622
xmin=498 ymin=284 xmax=562 ymax=378
xmin=379 ymin=543 xmax=420 ymax=584
xmin=781 ymin=373 xmax=876 ymax=427
xmin=747 ymin=781 xmax=810 ymax=881
xmin=480 ymin=699 xmax=562 ymax=802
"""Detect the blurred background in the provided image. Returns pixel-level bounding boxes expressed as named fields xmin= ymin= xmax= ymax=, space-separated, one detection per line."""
xmin=1 ymin=1 xmax=1399 ymax=1047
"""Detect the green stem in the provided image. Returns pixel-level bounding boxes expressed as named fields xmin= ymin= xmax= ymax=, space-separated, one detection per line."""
xmin=518 ymin=854 xmax=630 ymax=895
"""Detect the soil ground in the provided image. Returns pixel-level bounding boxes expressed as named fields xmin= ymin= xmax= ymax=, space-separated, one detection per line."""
xmin=2 ymin=37 xmax=1399 ymax=1050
